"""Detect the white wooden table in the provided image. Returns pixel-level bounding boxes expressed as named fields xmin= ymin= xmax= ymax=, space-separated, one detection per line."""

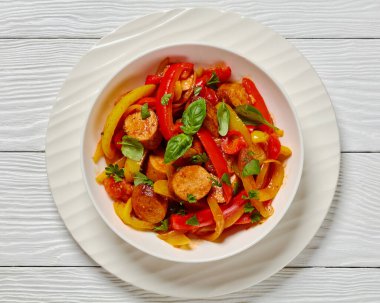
xmin=1 ymin=1 xmax=380 ymax=302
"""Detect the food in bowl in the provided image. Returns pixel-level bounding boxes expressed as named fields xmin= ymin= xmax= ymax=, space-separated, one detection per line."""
xmin=93 ymin=58 xmax=292 ymax=249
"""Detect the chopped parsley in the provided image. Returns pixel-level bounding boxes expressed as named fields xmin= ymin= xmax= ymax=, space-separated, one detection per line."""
xmin=221 ymin=173 xmax=231 ymax=185
xmin=161 ymin=93 xmax=172 ymax=105
xmin=250 ymin=213 xmax=262 ymax=223
xmin=186 ymin=215 xmax=199 ymax=226
xmin=154 ymin=219 xmax=169 ymax=232
xmin=209 ymin=176 xmax=222 ymax=187
xmin=242 ymin=190 xmax=259 ymax=200
xmin=206 ymin=71 xmax=220 ymax=88
xmin=105 ymin=164 xmax=124 ymax=183
xmin=190 ymin=152 xmax=209 ymax=164
xmin=244 ymin=202 xmax=255 ymax=213
xmin=187 ymin=193 xmax=197 ymax=203
xmin=193 ymin=86 xmax=202 ymax=96
xmin=141 ymin=103 xmax=150 ymax=120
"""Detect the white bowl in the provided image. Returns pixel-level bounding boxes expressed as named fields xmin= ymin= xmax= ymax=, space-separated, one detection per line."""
xmin=81 ymin=44 xmax=304 ymax=263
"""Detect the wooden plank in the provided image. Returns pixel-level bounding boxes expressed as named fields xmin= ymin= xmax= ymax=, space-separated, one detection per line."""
xmin=1 ymin=1 xmax=380 ymax=38
xmin=0 ymin=267 xmax=379 ymax=302
xmin=0 ymin=152 xmax=379 ymax=267
xmin=0 ymin=39 xmax=379 ymax=152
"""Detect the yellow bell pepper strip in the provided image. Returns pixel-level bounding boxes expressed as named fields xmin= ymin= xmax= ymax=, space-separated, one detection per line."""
xmin=114 ymin=199 xmax=155 ymax=230
xmin=96 ymin=157 xmax=126 ymax=184
xmin=153 ymin=180 xmax=177 ymax=200
xmin=224 ymin=207 xmax=245 ymax=228
xmin=202 ymin=195 xmax=225 ymax=241
xmin=251 ymin=130 xmax=269 ymax=144
xmin=257 ymin=160 xmax=284 ymax=202
xmin=232 ymin=164 xmax=273 ymax=218
xmin=101 ymin=84 xmax=156 ymax=159
xmin=256 ymin=162 xmax=270 ymax=189
xmin=157 ymin=231 xmax=191 ymax=248
xmin=216 ymin=103 xmax=266 ymax=163
xmin=278 ymin=145 xmax=292 ymax=161
xmin=123 ymin=151 xmax=147 ymax=183
xmin=92 ymin=139 xmax=104 ymax=163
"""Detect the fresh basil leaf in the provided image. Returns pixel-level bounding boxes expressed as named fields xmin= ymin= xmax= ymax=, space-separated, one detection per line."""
xmin=209 ymin=176 xmax=222 ymax=187
xmin=164 ymin=134 xmax=193 ymax=163
xmin=141 ymin=103 xmax=150 ymax=120
xmin=154 ymin=219 xmax=169 ymax=231
xmin=217 ymin=102 xmax=230 ymax=136
xmin=221 ymin=173 xmax=231 ymax=185
xmin=242 ymin=159 xmax=260 ymax=177
xmin=244 ymin=202 xmax=255 ymax=213
xmin=234 ymin=104 xmax=274 ymax=129
xmin=187 ymin=194 xmax=197 ymax=203
xmin=161 ymin=93 xmax=171 ymax=105
xmin=251 ymin=213 xmax=262 ymax=223
xmin=186 ymin=215 xmax=199 ymax=226
xmin=181 ymin=98 xmax=207 ymax=135
xmin=206 ymin=72 xmax=220 ymax=88
xmin=133 ymin=172 xmax=153 ymax=186
xmin=242 ymin=190 xmax=259 ymax=200
xmin=194 ymin=86 xmax=202 ymax=96
xmin=105 ymin=164 xmax=124 ymax=183
xmin=190 ymin=152 xmax=209 ymax=164
xmin=119 ymin=136 xmax=144 ymax=161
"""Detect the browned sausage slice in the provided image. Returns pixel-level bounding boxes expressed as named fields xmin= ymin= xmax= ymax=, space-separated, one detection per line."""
xmin=146 ymin=152 xmax=169 ymax=181
xmin=203 ymin=100 xmax=219 ymax=137
xmin=171 ymin=165 xmax=212 ymax=201
xmin=131 ymin=184 xmax=168 ymax=223
xmin=123 ymin=109 xmax=162 ymax=150
xmin=217 ymin=83 xmax=251 ymax=107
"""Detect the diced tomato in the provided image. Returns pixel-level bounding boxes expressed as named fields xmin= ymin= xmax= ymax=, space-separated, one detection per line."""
xmin=103 ymin=177 xmax=133 ymax=202
xmin=267 ymin=134 xmax=281 ymax=160
xmin=199 ymin=86 xmax=218 ymax=105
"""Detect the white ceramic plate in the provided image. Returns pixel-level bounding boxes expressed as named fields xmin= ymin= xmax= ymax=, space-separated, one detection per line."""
xmin=81 ymin=44 xmax=304 ymax=263
xmin=46 ymin=8 xmax=340 ymax=298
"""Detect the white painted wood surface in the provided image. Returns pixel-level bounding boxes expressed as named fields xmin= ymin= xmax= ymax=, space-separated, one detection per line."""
xmin=1 ymin=1 xmax=379 ymax=302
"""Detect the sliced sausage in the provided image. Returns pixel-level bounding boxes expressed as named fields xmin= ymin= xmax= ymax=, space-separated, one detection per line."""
xmin=103 ymin=177 xmax=133 ymax=202
xmin=173 ymin=138 xmax=204 ymax=167
xmin=146 ymin=152 xmax=169 ymax=181
xmin=171 ymin=165 xmax=212 ymax=201
xmin=123 ymin=109 xmax=162 ymax=150
xmin=203 ymin=100 xmax=219 ymax=137
xmin=207 ymin=174 xmax=239 ymax=204
xmin=217 ymin=83 xmax=251 ymax=107
xmin=131 ymin=184 xmax=168 ymax=223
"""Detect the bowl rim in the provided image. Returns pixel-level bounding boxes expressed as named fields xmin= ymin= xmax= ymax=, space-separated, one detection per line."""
xmin=79 ymin=42 xmax=304 ymax=263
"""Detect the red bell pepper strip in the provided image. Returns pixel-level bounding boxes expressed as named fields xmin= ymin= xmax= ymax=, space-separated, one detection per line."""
xmin=156 ymin=62 xmax=193 ymax=140
xmin=197 ymin=128 xmax=232 ymax=203
xmin=136 ymin=97 xmax=156 ymax=106
xmin=112 ymin=129 xmax=124 ymax=150
xmin=221 ymin=130 xmax=248 ymax=155
xmin=267 ymin=133 xmax=281 ymax=160
xmin=242 ymin=77 xmax=273 ymax=124
xmin=170 ymin=191 xmax=247 ymax=231
xmin=246 ymin=125 xmax=255 ymax=133
xmin=199 ymin=86 xmax=218 ymax=105
xmin=145 ymin=74 xmax=162 ymax=85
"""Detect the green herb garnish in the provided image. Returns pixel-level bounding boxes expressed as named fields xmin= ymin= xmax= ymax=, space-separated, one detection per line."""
xmin=133 ymin=172 xmax=154 ymax=186
xmin=194 ymin=86 xmax=202 ymax=96
xmin=206 ymin=71 xmax=220 ymax=88
xmin=242 ymin=159 xmax=260 ymax=177
xmin=161 ymin=93 xmax=172 ymax=105
xmin=251 ymin=213 xmax=262 ymax=223
xmin=221 ymin=173 xmax=231 ymax=185
xmin=105 ymin=164 xmax=124 ymax=183
xmin=187 ymin=194 xmax=197 ymax=203
xmin=233 ymin=181 xmax=239 ymax=195
xmin=186 ymin=215 xmax=199 ymax=226
xmin=181 ymin=98 xmax=207 ymax=135
xmin=217 ymin=102 xmax=230 ymax=136
xmin=190 ymin=152 xmax=209 ymax=164
xmin=234 ymin=104 xmax=275 ymax=129
xmin=209 ymin=176 xmax=222 ymax=187
xmin=164 ymin=133 xmax=193 ymax=163
xmin=119 ymin=135 xmax=144 ymax=161
xmin=141 ymin=103 xmax=150 ymax=120
xmin=242 ymin=190 xmax=259 ymax=200
xmin=244 ymin=202 xmax=255 ymax=213
xmin=154 ymin=219 xmax=169 ymax=232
